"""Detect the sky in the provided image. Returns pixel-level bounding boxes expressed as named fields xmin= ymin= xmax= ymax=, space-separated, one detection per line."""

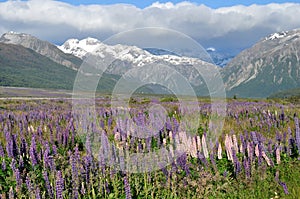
xmin=19 ymin=0 xmax=300 ymax=8
xmin=1 ymin=0 xmax=300 ymax=54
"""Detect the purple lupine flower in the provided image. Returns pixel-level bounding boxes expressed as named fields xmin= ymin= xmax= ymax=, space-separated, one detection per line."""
xmin=223 ymin=171 xmax=228 ymax=177
xmin=84 ymin=155 xmax=91 ymax=185
xmin=29 ymin=136 xmax=38 ymax=166
xmin=287 ymin=127 xmax=293 ymax=156
xmin=232 ymin=147 xmax=241 ymax=176
xmin=283 ymin=132 xmax=287 ymax=144
xmin=2 ymin=159 xmax=6 ymax=171
xmin=19 ymin=155 xmax=24 ymax=170
xmin=10 ymin=159 xmax=16 ymax=172
xmin=70 ymin=155 xmax=79 ymax=199
xmin=0 ymin=143 xmax=5 ymax=157
xmin=56 ymin=171 xmax=64 ymax=199
xmin=243 ymin=157 xmax=250 ymax=178
xmin=26 ymin=174 xmax=33 ymax=193
xmin=20 ymin=138 xmax=27 ymax=156
xmin=251 ymin=131 xmax=258 ymax=145
xmin=279 ymin=181 xmax=289 ymax=195
xmin=5 ymin=131 xmax=13 ymax=158
xmin=43 ymin=171 xmax=54 ymax=198
xmin=176 ymin=152 xmax=190 ymax=175
xmin=210 ymin=153 xmax=217 ymax=172
xmin=124 ymin=174 xmax=132 ymax=199
xmin=108 ymin=117 xmax=112 ymax=127
xmin=258 ymin=144 xmax=263 ymax=165
xmin=52 ymin=145 xmax=57 ymax=156
xmin=43 ymin=143 xmax=50 ymax=168
xmin=159 ymin=163 xmax=169 ymax=181
xmin=105 ymin=181 xmax=110 ymax=195
xmin=63 ymin=128 xmax=69 ymax=147
xmin=295 ymin=117 xmax=300 ymax=155
xmin=15 ymin=168 xmax=22 ymax=191
xmin=35 ymin=187 xmax=41 ymax=199
xmin=197 ymin=152 xmax=208 ymax=167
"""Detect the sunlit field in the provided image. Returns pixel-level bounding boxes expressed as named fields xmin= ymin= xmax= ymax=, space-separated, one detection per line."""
xmin=0 ymin=97 xmax=300 ymax=199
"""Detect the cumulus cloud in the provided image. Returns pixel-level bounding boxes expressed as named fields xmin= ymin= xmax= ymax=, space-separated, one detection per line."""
xmin=0 ymin=0 xmax=300 ymax=52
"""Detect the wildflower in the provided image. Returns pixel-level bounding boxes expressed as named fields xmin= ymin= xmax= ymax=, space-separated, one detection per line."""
xmin=0 ymin=143 xmax=4 ymax=157
xmin=279 ymin=182 xmax=289 ymax=195
xmin=251 ymin=131 xmax=258 ymax=145
xmin=35 ymin=187 xmax=41 ymax=199
xmin=29 ymin=136 xmax=38 ymax=166
xmin=124 ymin=174 xmax=132 ymax=199
xmin=56 ymin=171 xmax=64 ymax=199
xmin=232 ymin=134 xmax=239 ymax=152
xmin=202 ymin=133 xmax=209 ymax=158
xmin=43 ymin=171 xmax=54 ymax=198
xmin=232 ymin=147 xmax=241 ymax=176
xmin=295 ymin=117 xmax=300 ymax=155
xmin=225 ymin=134 xmax=233 ymax=161
xmin=217 ymin=143 xmax=222 ymax=159
xmin=275 ymin=146 xmax=281 ymax=164
xmin=243 ymin=157 xmax=250 ymax=178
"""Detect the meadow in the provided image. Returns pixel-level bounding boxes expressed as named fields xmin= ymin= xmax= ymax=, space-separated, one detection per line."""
xmin=0 ymin=97 xmax=299 ymax=199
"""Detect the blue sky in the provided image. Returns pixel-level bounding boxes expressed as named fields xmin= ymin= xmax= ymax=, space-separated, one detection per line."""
xmin=1 ymin=0 xmax=300 ymax=8
xmin=43 ymin=0 xmax=300 ymax=8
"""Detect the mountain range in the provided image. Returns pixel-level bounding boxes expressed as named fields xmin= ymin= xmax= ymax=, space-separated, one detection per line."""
xmin=0 ymin=29 xmax=300 ymax=98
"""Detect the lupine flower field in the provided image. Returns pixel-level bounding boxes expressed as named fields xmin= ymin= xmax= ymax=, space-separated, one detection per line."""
xmin=0 ymin=98 xmax=300 ymax=198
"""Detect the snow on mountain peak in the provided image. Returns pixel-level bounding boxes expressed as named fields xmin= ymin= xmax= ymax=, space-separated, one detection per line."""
xmin=0 ymin=31 xmax=32 ymax=43
xmin=57 ymin=36 xmax=216 ymax=71
xmin=206 ymin=47 xmax=216 ymax=52
xmin=57 ymin=37 xmax=103 ymax=58
xmin=265 ymin=31 xmax=288 ymax=41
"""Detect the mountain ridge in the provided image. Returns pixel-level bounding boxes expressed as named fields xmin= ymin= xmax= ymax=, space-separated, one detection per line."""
xmin=1 ymin=29 xmax=300 ymax=98
xmin=222 ymin=28 xmax=300 ymax=98
xmin=0 ymin=31 xmax=82 ymax=70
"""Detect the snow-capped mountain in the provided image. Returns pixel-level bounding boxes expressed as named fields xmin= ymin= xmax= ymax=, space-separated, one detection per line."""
xmin=57 ymin=37 xmax=102 ymax=59
xmin=0 ymin=31 xmax=81 ymax=70
xmin=222 ymin=28 xmax=300 ymax=97
xmin=58 ymin=37 xmax=220 ymax=94
xmin=2 ymin=29 xmax=300 ymax=98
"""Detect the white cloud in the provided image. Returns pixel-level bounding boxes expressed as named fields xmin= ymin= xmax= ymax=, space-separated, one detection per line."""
xmin=0 ymin=0 xmax=300 ymax=52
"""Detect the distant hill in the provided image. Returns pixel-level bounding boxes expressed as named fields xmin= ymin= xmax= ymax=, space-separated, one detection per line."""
xmin=268 ymin=87 xmax=300 ymax=98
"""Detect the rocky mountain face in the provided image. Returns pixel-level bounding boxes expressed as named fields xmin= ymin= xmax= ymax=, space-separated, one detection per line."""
xmin=222 ymin=29 xmax=300 ymax=98
xmin=0 ymin=32 xmax=81 ymax=70
xmin=58 ymin=38 xmax=219 ymax=95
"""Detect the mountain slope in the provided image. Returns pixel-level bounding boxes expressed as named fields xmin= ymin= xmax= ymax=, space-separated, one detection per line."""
xmin=0 ymin=43 xmax=118 ymax=91
xmin=58 ymin=38 xmax=220 ymax=96
xmin=0 ymin=32 xmax=82 ymax=70
xmin=222 ymin=29 xmax=300 ymax=98
xmin=0 ymin=43 xmax=77 ymax=89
